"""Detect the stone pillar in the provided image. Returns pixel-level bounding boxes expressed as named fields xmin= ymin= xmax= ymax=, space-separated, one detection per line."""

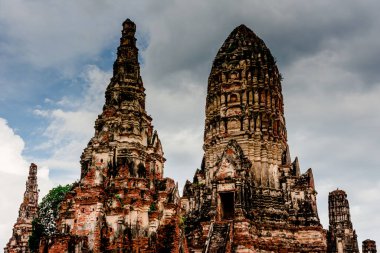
xmin=212 ymin=183 xmax=217 ymax=207
xmin=261 ymin=148 xmax=268 ymax=187
xmin=253 ymin=133 xmax=261 ymax=186
xmin=210 ymin=182 xmax=218 ymax=220
xmin=235 ymin=181 xmax=243 ymax=219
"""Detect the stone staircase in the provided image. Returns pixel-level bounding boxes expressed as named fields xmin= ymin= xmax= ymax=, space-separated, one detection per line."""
xmin=204 ymin=222 xmax=231 ymax=253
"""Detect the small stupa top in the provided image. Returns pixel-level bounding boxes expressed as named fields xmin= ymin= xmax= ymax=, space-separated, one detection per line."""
xmin=330 ymin=189 xmax=347 ymax=196
xmin=207 ymin=23 xmax=282 ymax=101
xmin=205 ymin=23 xmax=286 ymax=150
xmin=122 ymin=18 xmax=136 ymax=32
xmin=211 ymin=24 xmax=276 ymax=71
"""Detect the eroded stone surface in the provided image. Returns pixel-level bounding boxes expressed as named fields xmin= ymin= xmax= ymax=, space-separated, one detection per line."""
xmin=5 ymin=163 xmax=39 ymax=253
xmin=181 ymin=24 xmax=327 ymax=252
xmin=38 ymin=19 xmax=182 ymax=253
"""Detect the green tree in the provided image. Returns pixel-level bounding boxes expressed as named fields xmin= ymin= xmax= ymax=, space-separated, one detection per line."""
xmin=29 ymin=184 xmax=72 ymax=252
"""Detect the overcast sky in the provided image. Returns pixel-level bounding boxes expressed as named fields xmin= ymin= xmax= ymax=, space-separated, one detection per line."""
xmin=0 ymin=0 xmax=379 ymax=249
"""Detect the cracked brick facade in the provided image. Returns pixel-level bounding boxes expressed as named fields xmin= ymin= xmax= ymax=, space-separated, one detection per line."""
xmin=181 ymin=24 xmax=327 ymax=253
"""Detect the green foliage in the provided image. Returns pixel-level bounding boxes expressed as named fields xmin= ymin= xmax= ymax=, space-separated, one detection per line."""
xmin=179 ymin=215 xmax=186 ymax=229
xmin=38 ymin=184 xmax=71 ymax=235
xmin=29 ymin=184 xmax=72 ymax=251
xmin=194 ymin=181 xmax=205 ymax=187
xmin=149 ymin=202 xmax=157 ymax=212
xmin=40 ymin=184 xmax=72 ymax=217
xmin=115 ymin=193 xmax=123 ymax=205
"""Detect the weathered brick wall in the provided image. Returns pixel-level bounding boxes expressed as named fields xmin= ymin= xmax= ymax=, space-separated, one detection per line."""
xmin=182 ymin=24 xmax=327 ymax=252
xmin=37 ymin=19 xmax=182 ymax=253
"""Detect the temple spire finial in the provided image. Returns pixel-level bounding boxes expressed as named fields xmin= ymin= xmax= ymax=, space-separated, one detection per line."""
xmin=111 ymin=18 xmax=142 ymax=90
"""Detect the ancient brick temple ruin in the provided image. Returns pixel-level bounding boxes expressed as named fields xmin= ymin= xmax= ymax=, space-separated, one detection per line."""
xmin=363 ymin=239 xmax=377 ymax=253
xmin=180 ymin=24 xmax=327 ymax=252
xmin=5 ymin=163 xmax=39 ymax=253
xmin=5 ymin=19 xmax=377 ymax=253
xmin=327 ymin=189 xmax=359 ymax=253
xmin=37 ymin=19 xmax=182 ymax=252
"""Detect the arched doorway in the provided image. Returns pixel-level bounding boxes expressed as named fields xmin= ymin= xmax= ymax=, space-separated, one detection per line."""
xmin=219 ymin=192 xmax=234 ymax=220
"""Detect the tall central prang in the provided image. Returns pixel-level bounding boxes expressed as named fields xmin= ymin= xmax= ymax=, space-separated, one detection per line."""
xmin=204 ymin=24 xmax=287 ymax=189
xmin=181 ymin=25 xmax=327 ymax=252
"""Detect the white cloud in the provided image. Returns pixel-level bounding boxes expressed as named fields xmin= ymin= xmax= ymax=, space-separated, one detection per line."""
xmin=0 ymin=118 xmax=53 ymax=250
xmin=0 ymin=118 xmax=28 ymax=175
xmin=143 ymin=71 xmax=206 ymax=191
xmin=284 ymin=46 xmax=380 ymax=244
xmin=32 ymin=66 xmax=110 ymax=180
xmin=0 ymin=0 xmax=149 ymax=73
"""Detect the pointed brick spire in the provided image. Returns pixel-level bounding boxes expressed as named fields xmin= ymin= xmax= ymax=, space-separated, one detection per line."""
xmin=111 ymin=19 xmax=143 ymax=87
xmin=80 ymin=19 xmax=165 ymax=182
xmin=5 ymin=163 xmax=39 ymax=253
xmin=106 ymin=18 xmax=145 ymax=111
xmin=37 ymin=20 xmax=180 ymax=252
xmin=292 ymin=157 xmax=301 ymax=176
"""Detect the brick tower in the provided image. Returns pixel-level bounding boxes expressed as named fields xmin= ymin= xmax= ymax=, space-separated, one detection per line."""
xmin=363 ymin=239 xmax=377 ymax=253
xmin=38 ymin=19 xmax=182 ymax=252
xmin=327 ymin=189 xmax=359 ymax=253
xmin=5 ymin=163 xmax=39 ymax=253
xmin=181 ymin=24 xmax=327 ymax=252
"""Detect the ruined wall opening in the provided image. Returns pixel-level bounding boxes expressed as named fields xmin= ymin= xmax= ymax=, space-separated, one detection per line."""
xmin=220 ymin=192 xmax=234 ymax=220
